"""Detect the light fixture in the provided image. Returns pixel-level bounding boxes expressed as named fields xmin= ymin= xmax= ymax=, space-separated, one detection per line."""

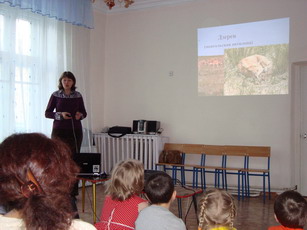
xmin=104 ymin=0 xmax=134 ymax=10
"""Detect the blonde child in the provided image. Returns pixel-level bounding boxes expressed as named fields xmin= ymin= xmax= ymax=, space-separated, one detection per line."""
xmin=95 ymin=159 xmax=148 ymax=230
xmin=198 ymin=189 xmax=237 ymax=230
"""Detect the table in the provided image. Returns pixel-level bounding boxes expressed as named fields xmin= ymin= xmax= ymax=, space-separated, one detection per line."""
xmin=77 ymin=175 xmax=109 ymax=224
xmin=175 ymin=185 xmax=203 ymax=222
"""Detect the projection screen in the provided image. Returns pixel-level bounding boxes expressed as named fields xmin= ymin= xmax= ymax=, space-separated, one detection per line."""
xmin=198 ymin=18 xmax=289 ymax=96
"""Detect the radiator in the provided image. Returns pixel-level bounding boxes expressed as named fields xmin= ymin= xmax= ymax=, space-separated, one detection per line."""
xmin=93 ymin=133 xmax=169 ymax=173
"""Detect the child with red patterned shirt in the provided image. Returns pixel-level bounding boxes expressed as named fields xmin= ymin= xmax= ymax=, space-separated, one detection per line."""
xmin=95 ymin=160 xmax=148 ymax=230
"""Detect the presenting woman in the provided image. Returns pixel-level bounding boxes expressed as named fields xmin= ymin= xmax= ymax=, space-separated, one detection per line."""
xmin=45 ymin=71 xmax=87 ymax=155
xmin=45 ymin=71 xmax=87 ymax=217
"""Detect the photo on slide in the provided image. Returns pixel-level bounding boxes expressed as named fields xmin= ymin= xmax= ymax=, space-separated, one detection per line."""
xmin=223 ymin=44 xmax=288 ymax=96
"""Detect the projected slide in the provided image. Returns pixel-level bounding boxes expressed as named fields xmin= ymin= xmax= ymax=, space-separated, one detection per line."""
xmin=198 ymin=18 xmax=289 ymax=96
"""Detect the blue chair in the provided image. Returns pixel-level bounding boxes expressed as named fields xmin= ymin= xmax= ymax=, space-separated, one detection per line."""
xmin=192 ymin=145 xmax=225 ymax=190
xmin=240 ymin=146 xmax=271 ymax=202
xmin=192 ymin=153 xmax=205 ymax=188
xmin=179 ymin=144 xmax=204 ymax=188
xmin=219 ymin=145 xmax=248 ymax=201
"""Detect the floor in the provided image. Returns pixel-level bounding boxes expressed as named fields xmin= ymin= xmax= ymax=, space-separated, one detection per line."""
xmin=76 ymin=183 xmax=281 ymax=230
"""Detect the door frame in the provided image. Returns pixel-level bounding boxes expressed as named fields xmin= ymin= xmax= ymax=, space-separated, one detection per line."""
xmin=292 ymin=61 xmax=307 ymax=194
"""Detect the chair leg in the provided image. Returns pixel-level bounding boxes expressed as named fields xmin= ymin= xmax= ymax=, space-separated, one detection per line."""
xmin=172 ymin=167 xmax=177 ymax=184
xmin=192 ymin=195 xmax=199 ymax=225
xmin=224 ymin=170 xmax=227 ymax=190
xmin=202 ymin=169 xmax=206 ymax=189
xmin=192 ymin=168 xmax=196 ymax=188
xmin=237 ymin=171 xmax=241 ymax=201
xmin=214 ymin=169 xmax=219 ymax=188
xmin=263 ymin=173 xmax=266 ymax=202
xmin=193 ymin=168 xmax=202 ymax=189
xmin=268 ymin=173 xmax=271 ymax=200
xmin=181 ymin=167 xmax=185 ymax=185
xmin=218 ymin=170 xmax=222 ymax=188
xmin=177 ymin=198 xmax=182 ymax=218
xmin=242 ymin=171 xmax=247 ymax=198
xmin=201 ymin=169 xmax=205 ymax=189
xmin=247 ymin=172 xmax=250 ymax=197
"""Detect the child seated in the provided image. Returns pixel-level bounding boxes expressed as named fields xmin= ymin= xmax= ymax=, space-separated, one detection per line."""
xmin=198 ymin=188 xmax=237 ymax=230
xmin=135 ymin=171 xmax=186 ymax=230
xmin=95 ymin=159 xmax=148 ymax=230
xmin=268 ymin=190 xmax=307 ymax=230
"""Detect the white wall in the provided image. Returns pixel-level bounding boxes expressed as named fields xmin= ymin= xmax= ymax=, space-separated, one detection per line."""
xmin=89 ymin=9 xmax=107 ymax=133
xmin=90 ymin=0 xmax=307 ymax=190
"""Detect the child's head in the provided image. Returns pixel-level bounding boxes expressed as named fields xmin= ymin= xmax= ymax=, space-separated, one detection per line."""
xmin=198 ymin=189 xmax=236 ymax=230
xmin=274 ymin=190 xmax=307 ymax=228
xmin=106 ymin=159 xmax=144 ymax=201
xmin=145 ymin=171 xmax=175 ymax=204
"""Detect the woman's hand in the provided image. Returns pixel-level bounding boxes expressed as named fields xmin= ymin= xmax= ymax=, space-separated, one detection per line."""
xmin=75 ymin=112 xmax=83 ymax=120
xmin=62 ymin=112 xmax=72 ymax=119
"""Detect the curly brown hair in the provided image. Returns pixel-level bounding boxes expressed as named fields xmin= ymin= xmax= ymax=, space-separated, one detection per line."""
xmin=0 ymin=133 xmax=80 ymax=230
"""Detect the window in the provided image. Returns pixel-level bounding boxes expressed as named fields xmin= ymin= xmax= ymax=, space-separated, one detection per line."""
xmin=0 ymin=4 xmax=66 ymax=141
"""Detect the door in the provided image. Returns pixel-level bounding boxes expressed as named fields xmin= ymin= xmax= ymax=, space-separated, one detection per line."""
xmin=299 ymin=64 xmax=307 ymax=195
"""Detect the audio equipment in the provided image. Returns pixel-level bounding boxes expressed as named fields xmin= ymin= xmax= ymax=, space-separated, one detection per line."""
xmin=133 ymin=120 xmax=147 ymax=134
xmin=146 ymin=121 xmax=160 ymax=134
xmin=132 ymin=120 xmax=160 ymax=134
xmin=132 ymin=120 xmax=138 ymax=133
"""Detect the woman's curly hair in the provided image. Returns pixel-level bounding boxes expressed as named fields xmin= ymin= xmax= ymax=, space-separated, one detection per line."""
xmin=0 ymin=133 xmax=80 ymax=230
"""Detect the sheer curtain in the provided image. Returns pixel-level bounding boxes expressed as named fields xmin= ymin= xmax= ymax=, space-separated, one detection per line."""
xmin=0 ymin=3 xmax=91 ymax=142
xmin=0 ymin=0 xmax=94 ymax=29
xmin=65 ymin=22 xmax=93 ymax=151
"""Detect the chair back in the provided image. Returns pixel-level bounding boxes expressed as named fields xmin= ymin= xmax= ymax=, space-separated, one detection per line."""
xmin=223 ymin=145 xmax=248 ymax=169
xmin=203 ymin=145 xmax=225 ymax=155
xmin=246 ymin=146 xmax=271 ymax=170
xmin=182 ymin=144 xmax=204 ymax=154
xmin=247 ymin=146 xmax=271 ymax=157
xmin=164 ymin=143 xmax=184 ymax=152
xmin=224 ymin=145 xmax=248 ymax=156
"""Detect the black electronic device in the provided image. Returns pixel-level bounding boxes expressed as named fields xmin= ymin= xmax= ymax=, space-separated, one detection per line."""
xmin=74 ymin=153 xmax=101 ymax=176
xmin=132 ymin=120 xmax=138 ymax=133
xmin=146 ymin=121 xmax=160 ymax=134
xmin=132 ymin=120 xmax=160 ymax=134
xmin=133 ymin=120 xmax=146 ymax=134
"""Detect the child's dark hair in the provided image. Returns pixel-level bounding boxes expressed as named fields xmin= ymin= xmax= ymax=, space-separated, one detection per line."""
xmin=274 ymin=190 xmax=307 ymax=228
xmin=145 ymin=171 xmax=174 ymax=204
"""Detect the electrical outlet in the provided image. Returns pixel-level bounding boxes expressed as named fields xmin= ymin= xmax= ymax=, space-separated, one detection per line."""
xmin=169 ymin=71 xmax=174 ymax=77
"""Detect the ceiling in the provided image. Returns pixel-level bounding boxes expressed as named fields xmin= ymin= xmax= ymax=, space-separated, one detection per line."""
xmin=93 ymin=0 xmax=199 ymax=13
